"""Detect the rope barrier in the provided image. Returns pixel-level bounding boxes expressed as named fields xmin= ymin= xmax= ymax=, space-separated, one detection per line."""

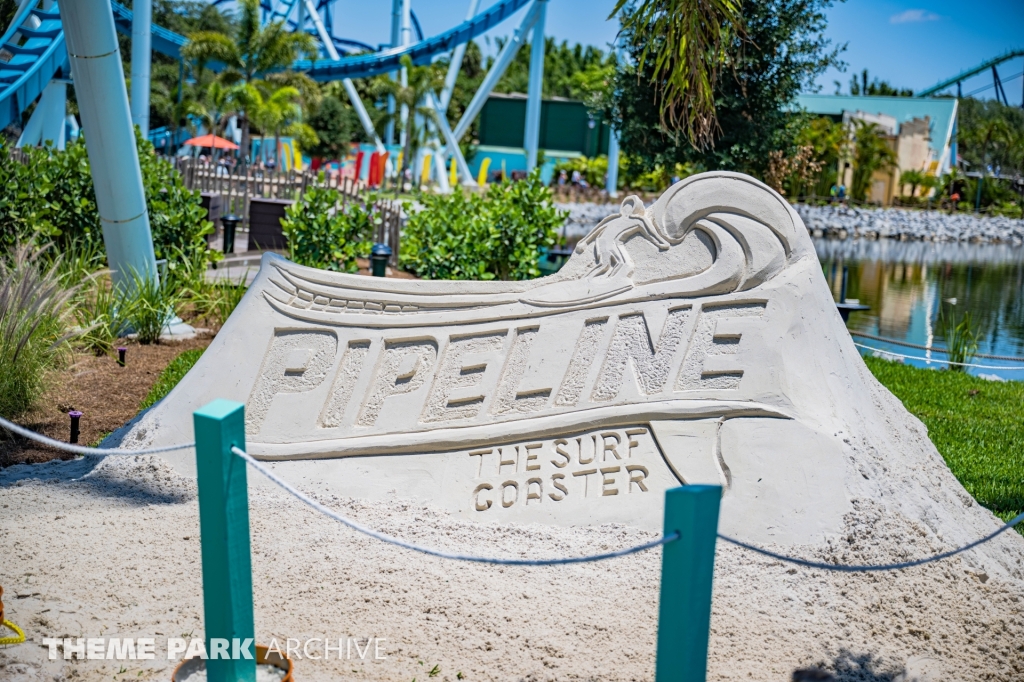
xmin=720 ymin=510 xmax=1024 ymax=572
xmin=3 ymin=416 xmax=1018 ymax=574
xmin=849 ymin=331 xmax=1024 ymax=362
xmin=234 ymin=446 xmax=1024 ymax=573
xmin=0 ymin=415 xmax=194 ymax=457
xmin=232 ymin=446 xmax=679 ymax=565
xmin=853 ymin=343 xmax=1024 ymax=370
xmin=0 ymin=620 xmax=25 ymax=646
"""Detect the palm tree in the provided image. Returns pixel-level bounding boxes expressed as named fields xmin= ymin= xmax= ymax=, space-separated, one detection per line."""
xmin=252 ymin=85 xmax=318 ymax=169
xmin=371 ymin=56 xmax=446 ymax=193
xmin=181 ymin=0 xmax=317 ymax=163
xmin=611 ymin=0 xmax=742 ymax=149
xmin=851 ymin=120 xmax=897 ymax=202
xmin=899 ymin=169 xmax=924 ymax=198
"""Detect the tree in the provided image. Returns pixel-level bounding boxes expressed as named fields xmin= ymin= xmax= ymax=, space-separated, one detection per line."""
xmin=843 ymin=68 xmax=913 ymax=97
xmin=306 ymin=96 xmax=358 ymax=161
xmin=252 ymin=85 xmax=318 ymax=168
xmin=899 ymin=168 xmax=924 ymax=198
xmin=611 ymin=0 xmax=742 ymax=148
xmin=958 ymin=97 xmax=1024 ymax=175
xmin=850 ymin=120 xmax=896 ymax=202
xmin=181 ymin=0 xmax=317 ymax=161
xmin=796 ymin=116 xmax=847 ymax=195
xmin=612 ymin=0 xmax=842 ymax=177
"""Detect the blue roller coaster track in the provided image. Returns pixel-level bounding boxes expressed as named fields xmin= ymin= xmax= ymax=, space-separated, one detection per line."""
xmin=1 ymin=0 xmax=531 ymax=131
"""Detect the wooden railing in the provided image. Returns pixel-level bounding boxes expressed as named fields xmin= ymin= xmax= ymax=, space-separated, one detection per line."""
xmin=172 ymin=158 xmax=402 ymax=264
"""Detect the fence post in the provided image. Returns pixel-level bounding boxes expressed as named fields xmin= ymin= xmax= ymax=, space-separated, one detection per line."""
xmin=194 ymin=400 xmax=256 ymax=682
xmin=655 ymin=485 xmax=721 ymax=682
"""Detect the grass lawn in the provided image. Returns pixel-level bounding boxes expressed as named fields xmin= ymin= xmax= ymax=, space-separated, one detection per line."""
xmin=139 ymin=348 xmax=205 ymax=411
xmin=865 ymin=356 xmax=1024 ymax=535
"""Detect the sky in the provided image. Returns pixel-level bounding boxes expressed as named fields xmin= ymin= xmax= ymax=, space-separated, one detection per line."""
xmin=324 ymin=0 xmax=1023 ymax=103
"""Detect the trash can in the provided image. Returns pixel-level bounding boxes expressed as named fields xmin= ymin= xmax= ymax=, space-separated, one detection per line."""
xmin=370 ymin=243 xmax=392 ymax=277
xmin=221 ymin=214 xmax=242 ymax=255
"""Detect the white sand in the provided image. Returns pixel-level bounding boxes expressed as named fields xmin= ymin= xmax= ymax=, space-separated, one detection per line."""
xmin=1 ymin=454 xmax=1022 ymax=682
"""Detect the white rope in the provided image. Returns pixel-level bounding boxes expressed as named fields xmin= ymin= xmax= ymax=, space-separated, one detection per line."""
xmin=0 ymin=415 xmax=194 ymax=456
xmin=720 ymin=510 xmax=1024 ymax=572
xmin=234 ymin=446 xmax=1024 ymax=573
xmin=854 ymin=343 xmax=1024 ymax=371
xmin=232 ymin=446 xmax=678 ymax=565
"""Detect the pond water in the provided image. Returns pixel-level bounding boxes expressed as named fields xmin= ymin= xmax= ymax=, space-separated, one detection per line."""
xmin=814 ymin=238 xmax=1024 ymax=381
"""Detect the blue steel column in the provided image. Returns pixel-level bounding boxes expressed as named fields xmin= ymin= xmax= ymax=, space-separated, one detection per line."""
xmin=130 ymin=0 xmax=152 ymax=136
xmin=439 ymin=0 xmax=481 ymax=113
xmin=59 ymin=0 xmax=158 ymax=287
xmin=523 ymin=0 xmax=546 ymax=172
xmin=606 ymin=127 xmax=620 ymax=197
xmin=385 ymin=0 xmax=401 ymax=146
xmin=399 ymin=0 xmax=412 ymax=149
xmin=451 ymin=0 xmax=543 ymax=143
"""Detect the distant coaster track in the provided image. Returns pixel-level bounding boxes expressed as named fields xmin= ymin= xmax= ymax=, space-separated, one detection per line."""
xmin=1 ymin=0 xmax=531 ymax=131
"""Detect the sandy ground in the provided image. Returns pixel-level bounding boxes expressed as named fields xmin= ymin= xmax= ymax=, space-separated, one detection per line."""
xmin=1 ymin=455 xmax=1022 ymax=682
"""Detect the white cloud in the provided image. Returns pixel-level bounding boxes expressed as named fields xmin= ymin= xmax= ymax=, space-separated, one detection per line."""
xmin=890 ymin=9 xmax=942 ymax=23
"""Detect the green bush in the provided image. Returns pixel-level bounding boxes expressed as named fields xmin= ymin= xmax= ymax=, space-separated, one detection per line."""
xmin=0 ymin=140 xmax=101 ymax=251
xmin=280 ymin=187 xmax=375 ymax=273
xmin=0 ymin=134 xmax=215 ymax=275
xmin=400 ymin=170 xmax=566 ymax=281
xmin=0 ymin=245 xmax=78 ymax=417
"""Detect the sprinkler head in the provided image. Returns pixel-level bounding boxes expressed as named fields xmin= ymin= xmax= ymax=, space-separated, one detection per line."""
xmin=117 ymin=346 xmax=127 ymax=367
xmin=69 ymin=410 xmax=82 ymax=444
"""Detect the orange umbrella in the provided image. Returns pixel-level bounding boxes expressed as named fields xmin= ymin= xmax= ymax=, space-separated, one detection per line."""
xmin=184 ymin=134 xmax=239 ymax=150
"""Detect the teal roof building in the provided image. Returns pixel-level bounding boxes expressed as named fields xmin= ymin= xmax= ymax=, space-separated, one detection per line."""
xmin=794 ymin=94 xmax=958 ymax=175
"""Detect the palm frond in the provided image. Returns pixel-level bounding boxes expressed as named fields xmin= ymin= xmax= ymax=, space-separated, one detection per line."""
xmin=612 ymin=0 xmax=742 ymax=149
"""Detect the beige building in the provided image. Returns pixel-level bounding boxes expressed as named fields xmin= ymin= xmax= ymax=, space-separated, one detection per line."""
xmin=796 ymin=94 xmax=958 ymax=206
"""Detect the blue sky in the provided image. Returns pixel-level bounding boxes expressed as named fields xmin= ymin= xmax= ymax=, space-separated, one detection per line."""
xmin=325 ymin=0 xmax=1023 ymax=103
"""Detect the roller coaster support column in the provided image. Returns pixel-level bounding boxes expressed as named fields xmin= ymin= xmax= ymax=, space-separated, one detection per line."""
xmin=439 ymin=0 xmax=481 ymax=113
xmin=302 ymin=0 xmax=390 ymax=170
xmin=385 ymin=0 xmax=401 ymax=146
xmin=17 ymin=79 xmax=68 ymax=150
xmin=59 ymin=0 xmax=158 ymax=289
xmin=427 ymin=91 xmax=475 ymax=186
xmin=606 ymin=128 xmax=620 ymax=197
xmin=130 ymin=0 xmax=151 ymax=136
xmin=399 ymin=0 xmax=412 ymax=148
xmin=523 ymin=0 xmax=546 ymax=172
xmin=452 ymin=0 xmax=544 ymax=143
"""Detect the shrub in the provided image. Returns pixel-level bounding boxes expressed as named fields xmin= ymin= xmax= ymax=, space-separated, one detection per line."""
xmin=939 ymin=309 xmax=979 ymax=372
xmin=120 ymin=270 xmax=182 ymax=345
xmin=73 ymin=271 xmax=122 ymax=356
xmin=0 ymin=245 xmax=78 ymax=417
xmin=0 ymin=134 xmax=216 ymax=275
xmin=280 ymin=187 xmax=375 ymax=273
xmin=400 ymin=170 xmax=566 ymax=281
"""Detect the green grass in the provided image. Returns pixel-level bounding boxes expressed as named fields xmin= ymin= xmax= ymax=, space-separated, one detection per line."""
xmin=139 ymin=348 xmax=204 ymax=411
xmin=865 ymin=356 xmax=1024 ymax=535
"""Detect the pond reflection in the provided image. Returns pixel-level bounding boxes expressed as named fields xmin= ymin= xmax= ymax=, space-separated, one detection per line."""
xmin=814 ymin=239 xmax=1024 ymax=381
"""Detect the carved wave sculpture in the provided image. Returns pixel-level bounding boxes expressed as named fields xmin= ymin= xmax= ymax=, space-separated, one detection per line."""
xmin=113 ymin=169 xmax=1002 ymax=550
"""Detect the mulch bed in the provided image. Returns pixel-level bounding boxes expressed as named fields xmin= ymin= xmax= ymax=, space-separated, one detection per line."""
xmin=0 ymin=336 xmax=213 ymax=468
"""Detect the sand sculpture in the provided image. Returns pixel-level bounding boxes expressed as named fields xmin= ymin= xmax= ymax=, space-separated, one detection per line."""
xmin=110 ymin=172 xmax=1022 ymax=576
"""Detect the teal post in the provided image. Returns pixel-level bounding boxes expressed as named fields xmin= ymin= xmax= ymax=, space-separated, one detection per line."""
xmin=194 ymin=400 xmax=256 ymax=682
xmin=655 ymin=485 xmax=722 ymax=682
